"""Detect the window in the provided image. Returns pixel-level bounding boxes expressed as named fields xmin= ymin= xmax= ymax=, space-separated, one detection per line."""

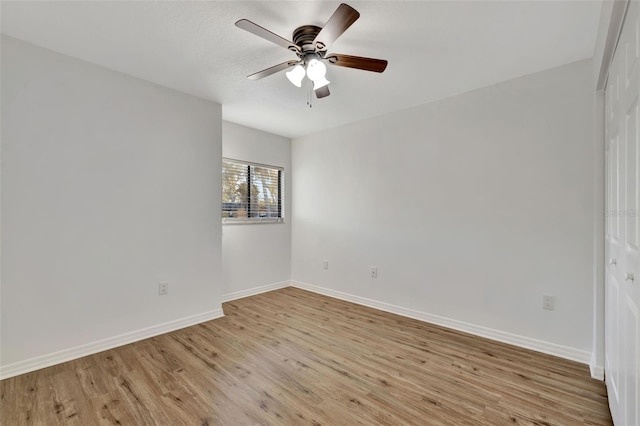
xmin=222 ymin=158 xmax=283 ymax=224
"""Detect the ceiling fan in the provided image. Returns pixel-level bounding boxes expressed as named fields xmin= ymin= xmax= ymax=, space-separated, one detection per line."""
xmin=235 ymin=3 xmax=388 ymax=99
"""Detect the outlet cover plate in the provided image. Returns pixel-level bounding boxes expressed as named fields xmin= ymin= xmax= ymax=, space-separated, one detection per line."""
xmin=543 ymin=295 xmax=555 ymax=310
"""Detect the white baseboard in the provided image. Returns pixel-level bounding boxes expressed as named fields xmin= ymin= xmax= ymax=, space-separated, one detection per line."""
xmin=590 ymin=361 xmax=605 ymax=380
xmin=0 ymin=308 xmax=224 ymax=380
xmin=291 ymin=280 xmax=592 ymax=366
xmin=589 ymin=351 xmax=605 ymax=380
xmin=221 ymin=281 xmax=290 ymax=303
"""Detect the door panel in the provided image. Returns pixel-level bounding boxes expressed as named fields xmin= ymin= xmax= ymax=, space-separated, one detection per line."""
xmin=627 ymin=93 xmax=638 ymax=249
xmin=613 ymin=132 xmax=621 ymax=244
xmin=624 ymin=299 xmax=638 ymax=426
xmin=608 ymin=273 xmax=621 ymax=404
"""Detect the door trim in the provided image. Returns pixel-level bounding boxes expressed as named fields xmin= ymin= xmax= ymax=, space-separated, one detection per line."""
xmin=597 ymin=0 xmax=630 ymax=90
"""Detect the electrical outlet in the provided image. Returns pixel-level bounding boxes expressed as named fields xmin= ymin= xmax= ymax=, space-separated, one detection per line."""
xmin=543 ymin=295 xmax=555 ymax=310
xmin=370 ymin=267 xmax=378 ymax=279
xmin=159 ymin=281 xmax=169 ymax=296
xmin=323 ymin=260 xmax=329 ymax=270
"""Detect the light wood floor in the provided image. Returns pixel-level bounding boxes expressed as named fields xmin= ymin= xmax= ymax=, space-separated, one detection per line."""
xmin=1 ymin=287 xmax=612 ymax=425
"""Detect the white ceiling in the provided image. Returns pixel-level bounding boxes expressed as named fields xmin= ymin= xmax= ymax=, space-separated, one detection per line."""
xmin=2 ymin=1 xmax=602 ymax=138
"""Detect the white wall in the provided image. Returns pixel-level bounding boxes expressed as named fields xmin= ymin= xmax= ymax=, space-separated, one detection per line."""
xmin=221 ymin=121 xmax=291 ymax=300
xmin=1 ymin=36 xmax=223 ymax=377
xmin=291 ymin=60 xmax=596 ymax=361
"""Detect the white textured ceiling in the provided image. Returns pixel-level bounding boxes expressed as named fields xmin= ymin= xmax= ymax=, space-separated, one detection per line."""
xmin=2 ymin=1 xmax=601 ymax=138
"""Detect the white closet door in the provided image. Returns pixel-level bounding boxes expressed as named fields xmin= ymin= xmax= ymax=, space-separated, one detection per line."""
xmin=605 ymin=2 xmax=640 ymax=424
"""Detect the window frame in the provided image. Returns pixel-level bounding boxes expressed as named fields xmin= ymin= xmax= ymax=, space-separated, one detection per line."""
xmin=221 ymin=157 xmax=284 ymax=225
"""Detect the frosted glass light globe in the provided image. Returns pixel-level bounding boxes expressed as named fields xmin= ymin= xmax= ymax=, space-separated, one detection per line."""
xmin=306 ymin=59 xmax=327 ymax=82
xmin=313 ymin=77 xmax=330 ymax=90
xmin=286 ymin=64 xmax=305 ymax=87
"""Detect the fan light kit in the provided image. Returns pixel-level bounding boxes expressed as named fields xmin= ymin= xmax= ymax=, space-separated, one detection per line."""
xmin=286 ymin=59 xmax=330 ymax=90
xmin=235 ymin=3 xmax=388 ymax=102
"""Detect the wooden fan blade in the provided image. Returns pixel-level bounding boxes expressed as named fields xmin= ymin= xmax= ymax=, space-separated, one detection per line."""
xmin=235 ymin=19 xmax=300 ymax=53
xmin=313 ymin=4 xmax=360 ymax=51
xmin=247 ymin=61 xmax=298 ymax=80
xmin=315 ymin=85 xmax=330 ymax=99
xmin=326 ymin=54 xmax=388 ymax=73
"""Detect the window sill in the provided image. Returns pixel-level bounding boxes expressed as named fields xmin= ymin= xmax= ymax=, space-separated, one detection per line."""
xmin=222 ymin=218 xmax=285 ymax=225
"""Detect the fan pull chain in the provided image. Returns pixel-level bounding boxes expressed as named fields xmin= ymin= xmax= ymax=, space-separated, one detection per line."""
xmin=307 ymin=82 xmax=313 ymax=108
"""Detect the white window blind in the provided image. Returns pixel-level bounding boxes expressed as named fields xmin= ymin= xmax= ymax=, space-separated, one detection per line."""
xmin=222 ymin=158 xmax=283 ymax=223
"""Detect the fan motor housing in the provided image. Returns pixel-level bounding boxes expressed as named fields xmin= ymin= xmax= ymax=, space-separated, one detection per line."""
xmin=292 ymin=25 xmax=322 ymax=53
